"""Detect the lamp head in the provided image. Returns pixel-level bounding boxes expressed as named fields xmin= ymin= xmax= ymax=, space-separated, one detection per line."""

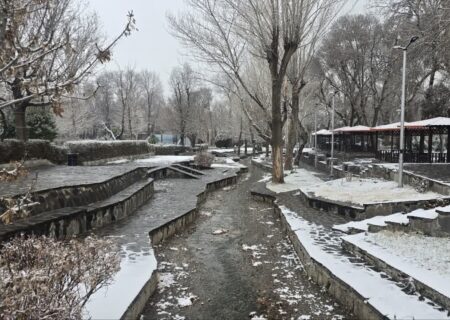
xmin=410 ymin=36 xmax=419 ymax=44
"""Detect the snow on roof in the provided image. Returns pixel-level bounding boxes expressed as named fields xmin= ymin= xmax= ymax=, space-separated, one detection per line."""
xmin=371 ymin=122 xmax=403 ymax=131
xmin=406 ymin=117 xmax=450 ymax=128
xmin=334 ymin=125 xmax=371 ymax=133
xmin=312 ymin=129 xmax=332 ymax=136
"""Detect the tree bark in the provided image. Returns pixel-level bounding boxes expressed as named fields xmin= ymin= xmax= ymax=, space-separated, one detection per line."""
xmin=14 ymin=104 xmax=28 ymax=141
xmin=271 ymin=81 xmax=284 ymax=183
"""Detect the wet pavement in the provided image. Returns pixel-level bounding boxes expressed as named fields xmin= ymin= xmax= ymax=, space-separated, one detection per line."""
xmin=142 ymin=162 xmax=351 ymax=320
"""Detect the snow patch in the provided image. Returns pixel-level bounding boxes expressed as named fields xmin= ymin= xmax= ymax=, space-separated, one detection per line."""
xmin=266 ymin=169 xmax=324 ymax=193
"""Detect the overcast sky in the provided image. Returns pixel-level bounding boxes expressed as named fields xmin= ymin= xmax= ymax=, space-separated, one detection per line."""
xmin=88 ymin=0 xmax=369 ymax=93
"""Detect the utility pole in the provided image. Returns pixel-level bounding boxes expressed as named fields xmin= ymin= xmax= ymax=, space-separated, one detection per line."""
xmin=314 ymin=105 xmax=318 ymax=168
xmin=330 ymin=92 xmax=337 ymax=176
xmin=394 ymin=36 xmax=419 ymax=187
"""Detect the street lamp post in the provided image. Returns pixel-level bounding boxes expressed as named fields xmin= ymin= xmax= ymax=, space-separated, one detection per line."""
xmin=330 ymin=92 xmax=337 ymax=176
xmin=314 ymin=105 xmax=318 ymax=168
xmin=394 ymin=36 xmax=419 ymax=187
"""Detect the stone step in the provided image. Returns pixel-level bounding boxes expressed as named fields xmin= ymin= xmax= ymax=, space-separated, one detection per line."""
xmin=171 ymin=163 xmax=205 ymax=176
xmin=341 ymin=235 xmax=450 ymax=313
xmin=167 ymin=165 xmax=200 ymax=179
xmin=0 ymin=178 xmax=154 ymax=242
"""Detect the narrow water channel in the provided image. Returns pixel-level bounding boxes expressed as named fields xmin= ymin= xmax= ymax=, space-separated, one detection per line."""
xmin=143 ymin=163 xmax=351 ymax=320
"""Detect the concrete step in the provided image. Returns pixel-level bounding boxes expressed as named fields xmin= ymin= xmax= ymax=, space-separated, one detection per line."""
xmin=171 ymin=163 xmax=205 ymax=176
xmin=167 ymin=165 xmax=200 ymax=179
xmin=0 ymin=178 xmax=154 ymax=241
xmin=341 ymin=234 xmax=450 ymax=313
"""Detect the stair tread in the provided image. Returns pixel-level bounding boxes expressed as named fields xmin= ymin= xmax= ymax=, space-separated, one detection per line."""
xmin=171 ymin=164 xmax=205 ymax=175
xmin=168 ymin=166 xmax=200 ymax=179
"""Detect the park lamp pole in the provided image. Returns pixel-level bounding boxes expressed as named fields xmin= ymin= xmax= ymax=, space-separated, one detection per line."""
xmin=330 ymin=91 xmax=338 ymax=176
xmin=394 ymin=36 xmax=419 ymax=187
xmin=314 ymin=104 xmax=318 ymax=168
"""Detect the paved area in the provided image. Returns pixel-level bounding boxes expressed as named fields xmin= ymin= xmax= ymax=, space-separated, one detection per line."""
xmin=143 ymin=162 xmax=351 ymax=320
xmin=0 ymin=165 xmax=137 ymax=197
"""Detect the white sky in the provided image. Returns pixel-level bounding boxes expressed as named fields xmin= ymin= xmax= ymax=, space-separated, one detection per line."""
xmin=87 ymin=0 xmax=369 ymax=93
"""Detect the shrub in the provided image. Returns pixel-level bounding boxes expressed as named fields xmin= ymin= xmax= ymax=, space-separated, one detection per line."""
xmin=0 ymin=235 xmax=120 ymax=319
xmin=194 ymin=152 xmax=215 ymax=168
xmin=148 ymin=134 xmax=159 ymax=144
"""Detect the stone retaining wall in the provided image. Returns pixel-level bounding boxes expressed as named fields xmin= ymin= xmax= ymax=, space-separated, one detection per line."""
xmin=251 ymin=191 xmax=385 ymax=319
xmin=23 ymin=167 xmax=148 ymax=216
xmin=0 ymin=179 xmax=154 ymax=242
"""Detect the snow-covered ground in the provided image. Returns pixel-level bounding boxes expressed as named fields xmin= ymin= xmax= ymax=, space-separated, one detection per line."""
xmin=266 ymin=169 xmax=324 ymax=193
xmin=84 ymin=246 xmax=157 ymax=319
xmin=135 ymin=155 xmax=194 ymax=165
xmin=333 ymin=205 xmax=445 ymax=233
xmin=279 ymin=205 xmax=450 ymax=319
xmin=343 ymin=230 xmax=450 ymax=299
xmin=211 ymin=157 xmax=247 ymax=169
xmin=302 ymin=178 xmax=442 ymax=205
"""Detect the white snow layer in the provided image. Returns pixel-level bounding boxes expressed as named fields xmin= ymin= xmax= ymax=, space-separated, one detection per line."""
xmin=83 ymin=247 xmax=157 ymax=319
xmin=343 ymin=231 xmax=450 ymax=299
xmin=135 ymin=155 xmax=194 ymax=165
xmin=279 ymin=205 xmax=449 ymax=319
xmin=302 ymin=178 xmax=442 ymax=205
xmin=266 ymin=169 xmax=323 ymax=193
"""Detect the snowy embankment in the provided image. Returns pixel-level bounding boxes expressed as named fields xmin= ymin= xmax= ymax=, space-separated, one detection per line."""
xmin=279 ymin=205 xmax=450 ymax=319
xmin=266 ymin=169 xmax=324 ymax=193
xmin=302 ymin=178 xmax=442 ymax=205
xmin=333 ymin=206 xmax=445 ymax=233
xmin=84 ymin=246 xmax=157 ymax=319
xmin=343 ymin=231 xmax=450 ymax=301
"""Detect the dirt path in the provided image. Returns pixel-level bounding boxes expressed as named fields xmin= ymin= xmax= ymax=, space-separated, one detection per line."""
xmin=142 ymin=163 xmax=351 ymax=320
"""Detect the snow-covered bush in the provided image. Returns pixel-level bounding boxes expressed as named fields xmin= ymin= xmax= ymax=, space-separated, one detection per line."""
xmin=194 ymin=152 xmax=215 ymax=168
xmin=0 ymin=235 xmax=120 ymax=319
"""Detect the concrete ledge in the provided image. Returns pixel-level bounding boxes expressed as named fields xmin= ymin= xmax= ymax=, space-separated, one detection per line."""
xmin=299 ymin=188 xmax=450 ymax=221
xmin=251 ymin=159 xmax=272 ymax=172
xmin=342 ymin=237 xmax=450 ymax=312
xmin=121 ymin=269 xmax=158 ymax=320
xmin=272 ymin=202 xmax=383 ymax=319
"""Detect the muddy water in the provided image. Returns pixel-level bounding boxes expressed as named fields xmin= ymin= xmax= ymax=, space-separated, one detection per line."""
xmin=143 ymin=163 xmax=352 ymax=320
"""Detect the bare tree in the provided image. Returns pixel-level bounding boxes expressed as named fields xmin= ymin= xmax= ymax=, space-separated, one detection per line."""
xmin=169 ymin=0 xmax=344 ymax=182
xmin=168 ymin=63 xmax=197 ymax=146
xmin=0 ymin=0 xmax=136 ymax=140
xmin=139 ymin=70 xmax=163 ymax=136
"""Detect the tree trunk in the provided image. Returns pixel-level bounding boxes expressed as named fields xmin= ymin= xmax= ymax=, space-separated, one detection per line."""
xmin=14 ymin=104 xmax=28 ymax=141
xmin=237 ymin=117 xmax=242 ymax=156
xmin=284 ymin=86 xmax=301 ymax=170
xmin=271 ymin=82 xmax=284 ymax=183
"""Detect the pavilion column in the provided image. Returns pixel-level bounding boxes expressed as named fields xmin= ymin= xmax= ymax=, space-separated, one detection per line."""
xmin=419 ymin=132 xmax=425 ymax=153
xmin=447 ymin=127 xmax=450 ymax=163
xmin=428 ymin=129 xmax=433 ymax=163
xmin=374 ymin=132 xmax=378 ymax=153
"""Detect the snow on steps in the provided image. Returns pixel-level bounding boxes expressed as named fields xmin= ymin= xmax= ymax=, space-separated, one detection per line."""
xmin=278 ymin=205 xmax=449 ymax=320
xmin=333 ymin=205 xmax=450 ymax=237
xmin=342 ymin=232 xmax=450 ymax=313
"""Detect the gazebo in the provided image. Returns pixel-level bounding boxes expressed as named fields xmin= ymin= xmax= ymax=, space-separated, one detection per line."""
xmin=310 ymin=117 xmax=450 ymax=163
xmin=312 ymin=129 xmax=332 ymax=150
xmin=333 ymin=125 xmax=372 ymax=152
xmin=374 ymin=117 xmax=450 ymax=163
